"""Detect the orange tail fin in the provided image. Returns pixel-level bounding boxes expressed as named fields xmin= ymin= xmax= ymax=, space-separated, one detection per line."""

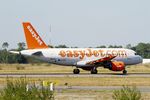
xmin=23 ymin=22 xmax=48 ymax=49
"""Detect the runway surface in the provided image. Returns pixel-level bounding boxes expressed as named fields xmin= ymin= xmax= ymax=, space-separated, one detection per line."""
xmin=55 ymin=86 xmax=150 ymax=92
xmin=0 ymin=85 xmax=150 ymax=92
xmin=0 ymin=73 xmax=150 ymax=77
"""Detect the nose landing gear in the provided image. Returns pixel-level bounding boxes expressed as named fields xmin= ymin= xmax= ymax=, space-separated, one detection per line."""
xmin=123 ymin=70 xmax=127 ymax=75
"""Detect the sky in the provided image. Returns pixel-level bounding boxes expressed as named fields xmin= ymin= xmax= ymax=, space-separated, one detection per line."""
xmin=0 ymin=0 xmax=150 ymax=49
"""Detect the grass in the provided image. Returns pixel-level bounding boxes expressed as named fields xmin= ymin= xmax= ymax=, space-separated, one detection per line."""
xmin=0 ymin=64 xmax=74 ymax=73
xmin=55 ymin=90 xmax=150 ymax=100
xmin=56 ymin=91 xmax=113 ymax=100
xmin=0 ymin=64 xmax=149 ymax=99
xmin=0 ymin=77 xmax=149 ymax=86
xmin=0 ymin=64 xmax=149 ymax=87
xmin=0 ymin=63 xmax=149 ymax=74
xmin=112 ymin=86 xmax=141 ymax=100
xmin=0 ymin=78 xmax=54 ymax=100
xmin=0 ymin=77 xmax=149 ymax=100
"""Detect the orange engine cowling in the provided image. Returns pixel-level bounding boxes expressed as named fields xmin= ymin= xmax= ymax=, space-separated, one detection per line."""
xmin=111 ymin=61 xmax=125 ymax=71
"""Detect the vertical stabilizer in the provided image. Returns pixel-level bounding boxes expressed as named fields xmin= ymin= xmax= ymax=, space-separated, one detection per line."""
xmin=23 ymin=22 xmax=48 ymax=49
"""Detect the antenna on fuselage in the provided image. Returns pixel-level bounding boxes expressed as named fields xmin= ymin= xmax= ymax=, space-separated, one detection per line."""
xmin=48 ymin=24 xmax=53 ymax=48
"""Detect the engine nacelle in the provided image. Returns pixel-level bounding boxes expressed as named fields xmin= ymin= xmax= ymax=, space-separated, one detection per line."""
xmin=111 ymin=61 xmax=125 ymax=71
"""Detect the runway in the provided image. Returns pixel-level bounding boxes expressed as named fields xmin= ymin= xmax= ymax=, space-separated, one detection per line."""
xmin=56 ymin=86 xmax=150 ymax=92
xmin=0 ymin=85 xmax=150 ymax=92
xmin=0 ymin=73 xmax=150 ymax=78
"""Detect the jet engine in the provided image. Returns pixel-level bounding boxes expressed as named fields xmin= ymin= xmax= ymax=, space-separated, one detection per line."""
xmin=110 ymin=61 xmax=125 ymax=71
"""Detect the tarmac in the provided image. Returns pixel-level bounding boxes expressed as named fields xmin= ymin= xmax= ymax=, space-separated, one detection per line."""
xmin=0 ymin=73 xmax=150 ymax=78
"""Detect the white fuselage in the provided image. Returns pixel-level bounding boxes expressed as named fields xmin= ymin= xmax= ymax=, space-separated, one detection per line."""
xmin=20 ymin=48 xmax=143 ymax=67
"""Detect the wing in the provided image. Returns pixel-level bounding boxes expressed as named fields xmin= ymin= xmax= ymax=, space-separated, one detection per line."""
xmin=86 ymin=55 xmax=116 ymax=65
xmin=76 ymin=55 xmax=116 ymax=66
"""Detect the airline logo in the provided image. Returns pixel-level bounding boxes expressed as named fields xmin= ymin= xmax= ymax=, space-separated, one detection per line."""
xmin=59 ymin=49 xmax=127 ymax=59
xmin=27 ymin=25 xmax=43 ymax=45
xmin=23 ymin=22 xmax=48 ymax=49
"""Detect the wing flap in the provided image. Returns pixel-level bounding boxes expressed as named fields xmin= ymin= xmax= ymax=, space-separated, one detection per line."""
xmin=86 ymin=55 xmax=116 ymax=65
xmin=76 ymin=55 xmax=116 ymax=66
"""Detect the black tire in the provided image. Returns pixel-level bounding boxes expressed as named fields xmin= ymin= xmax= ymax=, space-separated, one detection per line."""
xmin=123 ymin=70 xmax=127 ymax=75
xmin=73 ymin=69 xmax=80 ymax=74
xmin=91 ymin=69 xmax=98 ymax=74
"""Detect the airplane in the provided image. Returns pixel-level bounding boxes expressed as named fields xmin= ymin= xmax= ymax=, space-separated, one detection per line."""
xmin=10 ymin=22 xmax=143 ymax=75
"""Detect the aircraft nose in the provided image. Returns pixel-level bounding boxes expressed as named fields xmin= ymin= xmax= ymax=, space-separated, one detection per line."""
xmin=136 ymin=55 xmax=143 ymax=64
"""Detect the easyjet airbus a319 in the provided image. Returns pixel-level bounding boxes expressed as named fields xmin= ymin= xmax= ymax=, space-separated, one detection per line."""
xmin=11 ymin=22 xmax=143 ymax=74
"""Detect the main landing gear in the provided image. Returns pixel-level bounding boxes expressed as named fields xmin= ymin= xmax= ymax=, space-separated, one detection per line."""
xmin=73 ymin=68 xmax=98 ymax=74
xmin=123 ymin=69 xmax=127 ymax=75
xmin=91 ymin=68 xmax=98 ymax=74
xmin=73 ymin=68 xmax=80 ymax=74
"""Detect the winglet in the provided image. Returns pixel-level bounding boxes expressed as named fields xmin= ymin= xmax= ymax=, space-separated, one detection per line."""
xmin=23 ymin=22 xmax=48 ymax=49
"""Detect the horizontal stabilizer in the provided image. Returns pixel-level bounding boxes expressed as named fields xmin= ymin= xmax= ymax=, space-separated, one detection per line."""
xmin=9 ymin=51 xmax=20 ymax=54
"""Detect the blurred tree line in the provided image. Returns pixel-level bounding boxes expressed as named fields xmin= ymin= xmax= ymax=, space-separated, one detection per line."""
xmin=0 ymin=42 xmax=27 ymax=64
xmin=96 ymin=43 xmax=150 ymax=58
xmin=129 ymin=43 xmax=150 ymax=58
xmin=0 ymin=42 xmax=149 ymax=64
